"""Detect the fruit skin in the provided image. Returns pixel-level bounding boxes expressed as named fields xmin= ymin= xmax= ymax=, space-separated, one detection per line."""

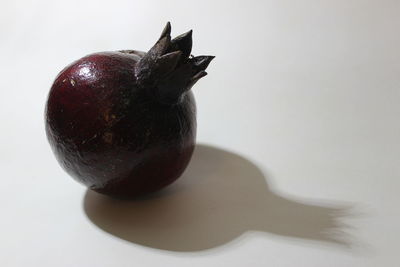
xmin=45 ymin=23 xmax=213 ymax=198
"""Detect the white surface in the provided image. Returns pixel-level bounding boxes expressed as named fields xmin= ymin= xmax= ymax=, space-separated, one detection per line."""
xmin=1 ymin=0 xmax=399 ymax=266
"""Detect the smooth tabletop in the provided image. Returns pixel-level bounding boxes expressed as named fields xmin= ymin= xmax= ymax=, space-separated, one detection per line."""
xmin=1 ymin=0 xmax=399 ymax=266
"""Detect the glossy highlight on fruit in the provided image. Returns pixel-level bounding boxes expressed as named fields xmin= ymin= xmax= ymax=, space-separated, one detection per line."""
xmin=45 ymin=23 xmax=214 ymax=198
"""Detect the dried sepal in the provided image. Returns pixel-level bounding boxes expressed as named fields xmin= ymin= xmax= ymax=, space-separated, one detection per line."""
xmin=159 ymin=22 xmax=171 ymax=41
xmin=135 ymin=23 xmax=214 ymax=104
xmin=168 ymin=30 xmax=193 ymax=61
xmin=189 ymin=56 xmax=215 ymax=72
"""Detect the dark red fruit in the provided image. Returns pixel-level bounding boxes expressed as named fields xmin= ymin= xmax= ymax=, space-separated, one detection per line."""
xmin=45 ymin=23 xmax=214 ymax=198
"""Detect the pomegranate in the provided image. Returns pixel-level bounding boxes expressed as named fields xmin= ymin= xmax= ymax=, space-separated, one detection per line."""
xmin=45 ymin=22 xmax=214 ymax=198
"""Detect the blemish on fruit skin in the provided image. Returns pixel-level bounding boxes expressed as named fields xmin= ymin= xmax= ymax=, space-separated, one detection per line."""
xmin=81 ymin=134 xmax=98 ymax=145
xmin=70 ymin=79 xmax=76 ymax=86
xmin=62 ymin=79 xmax=67 ymax=83
xmin=145 ymin=129 xmax=151 ymax=137
xmin=102 ymin=132 xmax=113 ymax=144
xmin=103 ymin=107 xmax=117 ymax=126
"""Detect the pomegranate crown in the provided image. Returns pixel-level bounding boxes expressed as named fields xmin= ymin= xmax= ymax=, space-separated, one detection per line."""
xmin=134 ymin=22 xmax=214 ymax=104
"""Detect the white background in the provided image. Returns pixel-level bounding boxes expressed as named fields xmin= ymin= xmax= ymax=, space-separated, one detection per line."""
xmin=1 ymin=0 xmax=400 ymax=266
